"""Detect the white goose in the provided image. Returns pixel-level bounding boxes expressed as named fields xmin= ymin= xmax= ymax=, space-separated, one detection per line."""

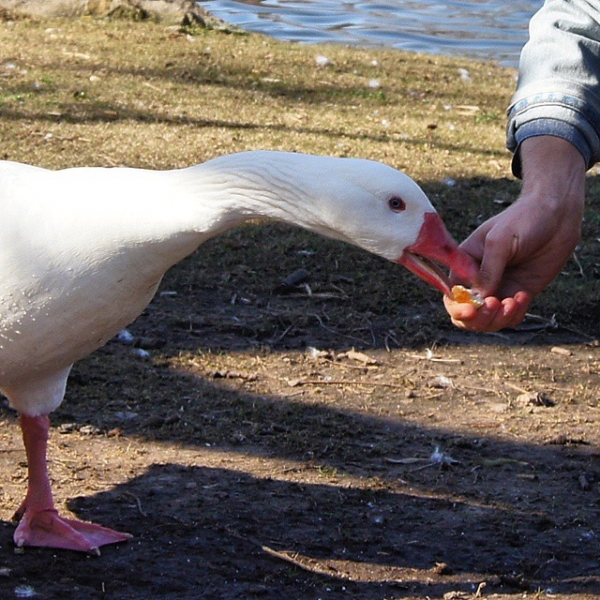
xmin=0 ymin=150 xmax=476 ymax=554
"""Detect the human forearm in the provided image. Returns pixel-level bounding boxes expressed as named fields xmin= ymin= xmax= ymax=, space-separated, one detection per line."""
xmin=519 ymin=136 xmax=586 ymax=215
xmin=445 ymin=1 xmax=597 ymax=333
xmin=444 ymin=136 xmax=586 ymax=331
xmin=483 ymin=136 xmax=586 ymax=298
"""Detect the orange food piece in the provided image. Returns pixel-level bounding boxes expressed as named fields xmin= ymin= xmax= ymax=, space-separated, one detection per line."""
xmin=451 ymin=285 xmax=484 ymax=308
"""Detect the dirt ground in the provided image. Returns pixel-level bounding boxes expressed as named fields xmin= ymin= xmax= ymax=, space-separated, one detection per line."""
xmin=0 ymin=221 xmax=599 ymax=600
xmin=0 ymin=4 xmax=599 ymax=599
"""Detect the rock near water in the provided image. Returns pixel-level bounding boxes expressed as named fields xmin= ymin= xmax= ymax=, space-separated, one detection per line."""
xmin=0 ymin=0 xmax=210 ymax=24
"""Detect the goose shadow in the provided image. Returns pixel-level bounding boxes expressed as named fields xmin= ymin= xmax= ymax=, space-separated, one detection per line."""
xmin=1 ymin=175 xmax=600 ymax=598
xmin=0 ymin=366 xmax=599 ymax=599
xmin=50 ymin=460 xmax=600 ymax=597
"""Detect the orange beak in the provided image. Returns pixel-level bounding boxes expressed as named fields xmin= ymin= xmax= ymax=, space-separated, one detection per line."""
xmin=398 ymin=212 xmax=478 ymax=295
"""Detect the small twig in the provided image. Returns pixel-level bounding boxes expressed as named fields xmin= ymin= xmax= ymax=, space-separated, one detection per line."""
xmin=288 ymin=378 xmax=410 ymax=390
xmin=383 ymin=329 xmax=404 ymax=352
xmin=411 ymin=462 xmax=439 ymax=472
xmin=386 ymin=446 xmax=460 ymax=472
xmin=280 ymin=292 xmax=344 ymax=300
xmin=309 ymin=313 xmax=369 ymax=345
xmin=263 ymin=545 xmax=352 ymax=579
xmin=504 ymin=382 xmax=529 ymax=394
xmin=334 ymin=362 xmax=379 ymax=372
xmin=572 ymin=252 xmax=585 ymax=277
xmin=259 ymin=545 xmax=332 ymax=576
xmin=407 ymin=348 xmax=461 ymax=363
xmin=384 ymin=457 xmax=428 ymax=465
xmin=512 ymin=312 xmax=558 ymax=331
xmin=327 ymin=282 xmax=349 ymax=299
xmin=142 ymin=81 xmax=163 ymax=92
xmin=458 ymin=383 xmax=505 ymax=395
xmin=271 ymin=323 xmax=294 ymax=344
xmin=224 ymin=526 xmax=348 ymax=579
xmin=121 ymin=492 xmax=147 ymax=517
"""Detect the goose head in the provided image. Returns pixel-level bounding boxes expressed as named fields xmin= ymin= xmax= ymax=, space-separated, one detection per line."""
xmin=319 ymin=157 xmax=477 ymax=294
xmin=191 ymin=151 xmax=478 ymax=294
xmin=218 ymin=152 xmax=476 ymax=295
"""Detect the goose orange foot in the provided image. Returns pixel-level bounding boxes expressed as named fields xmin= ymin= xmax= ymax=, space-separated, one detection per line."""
xmin=14 ymin=414 xmax=131 ymax=555
xmin=14 ymin=507 xmax=132 ymax=555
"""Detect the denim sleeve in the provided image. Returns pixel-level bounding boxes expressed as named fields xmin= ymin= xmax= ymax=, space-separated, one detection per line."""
xmin=507 ymin=0 xmax=600 ymax=177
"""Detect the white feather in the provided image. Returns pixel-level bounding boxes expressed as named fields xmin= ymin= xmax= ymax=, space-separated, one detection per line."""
xmin=0 ymin=150 xmax=435 ymax=414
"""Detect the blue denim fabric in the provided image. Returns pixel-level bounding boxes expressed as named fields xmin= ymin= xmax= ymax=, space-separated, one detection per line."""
xmin=507 ymin=0 xmax=600 ymax=177
xmin=507 ymin=95 xmax=599 ymax=177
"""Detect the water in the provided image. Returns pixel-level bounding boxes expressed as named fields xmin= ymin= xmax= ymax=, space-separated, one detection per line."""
xmin=196 ymin=0 xmax=544 ymax=67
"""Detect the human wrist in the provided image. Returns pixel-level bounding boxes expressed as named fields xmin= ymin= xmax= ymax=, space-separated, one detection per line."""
xmin=519 ymin=136 xmax=586 ymax=210
xmin=510 ymin=121 xmax=593 ymax=178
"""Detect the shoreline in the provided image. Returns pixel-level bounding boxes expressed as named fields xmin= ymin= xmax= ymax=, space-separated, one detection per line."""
xmin=0 ymin=4 xmax=515 ymax=176
xmin=0 ymin=0 xmax=212 ymax=23
xmin=0 ymin=0 xmax=519 ymax=69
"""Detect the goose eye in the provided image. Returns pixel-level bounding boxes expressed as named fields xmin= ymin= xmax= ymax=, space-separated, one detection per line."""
xmin=388 ymin=196 xmax=406 ymax=212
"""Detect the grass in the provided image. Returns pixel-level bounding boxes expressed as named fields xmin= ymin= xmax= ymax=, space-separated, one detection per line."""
xmin=0 ymin=13 xmax=512 ymax=174
xmin=1 ymin=9 xmax=599 ymax=331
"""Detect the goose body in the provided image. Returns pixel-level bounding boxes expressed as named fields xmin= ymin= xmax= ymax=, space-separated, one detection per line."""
xmin=0 ymin=151 xmax=476 ymax=553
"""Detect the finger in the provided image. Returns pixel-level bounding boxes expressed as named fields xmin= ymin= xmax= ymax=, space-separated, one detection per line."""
xmin=445 ymin=291 xmax=531 ymax=332
xmin=451 ymin=231 xmax=487 ymax=287
xmin=477 ymin=232 xmax=519 ymax=297
xmin=442 ymin=296 xmax=479 ymax=321
xmin=444 ymin=296 xmax=503 ymax=331
xmin=479 ymin=292 xmax=532 ymax=332
xmin=459 ymin=220 xmax=493 ymax=261
xmin=504 ymin=291 xmax=532 ymax=328
xmin=485 ymin=299 xmax=519 ymax=332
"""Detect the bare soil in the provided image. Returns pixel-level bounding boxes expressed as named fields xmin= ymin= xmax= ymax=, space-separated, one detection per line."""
xmin=0 ymin=6 xmax=600 ymax=600
xmin=0 ymin=224 xmax=599 ymax=600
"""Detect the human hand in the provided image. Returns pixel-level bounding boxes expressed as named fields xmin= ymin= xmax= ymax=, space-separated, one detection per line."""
xmin=445 ymin=136 xmax=586 ymax=332
xmin=444 ymin=290 xmax=532 ymax=332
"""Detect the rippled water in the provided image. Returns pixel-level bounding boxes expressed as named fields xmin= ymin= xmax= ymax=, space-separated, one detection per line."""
xmin=197 ymin=0 xmax=544 ymax=67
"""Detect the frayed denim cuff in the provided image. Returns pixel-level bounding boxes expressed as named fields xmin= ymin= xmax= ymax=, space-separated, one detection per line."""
xmin=506 ymin=90 xmax=600 ymax=178
xmin=508 ymin=119 xmax=592 ymax=179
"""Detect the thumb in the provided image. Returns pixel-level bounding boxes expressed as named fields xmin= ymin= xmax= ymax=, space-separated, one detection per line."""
xmin=476 ymin=232 xmax=519 ymax=297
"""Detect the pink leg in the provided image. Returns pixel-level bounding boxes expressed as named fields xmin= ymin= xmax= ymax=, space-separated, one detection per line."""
xmin=13 ymin=414 xmax=131 ymax=555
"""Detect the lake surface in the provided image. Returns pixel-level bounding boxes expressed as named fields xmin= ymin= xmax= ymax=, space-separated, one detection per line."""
xmin=196 ymin=0 xmax=544 ymax=67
